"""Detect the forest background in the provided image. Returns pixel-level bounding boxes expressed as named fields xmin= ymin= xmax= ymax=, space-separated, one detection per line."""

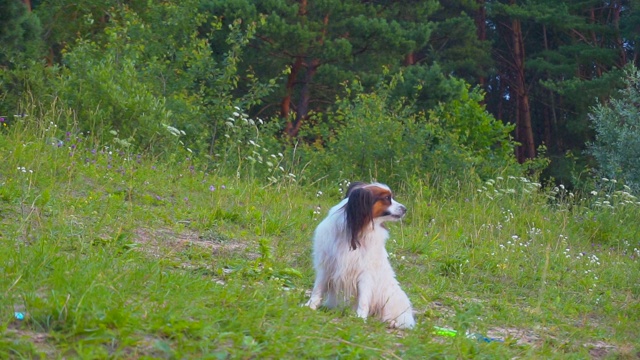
xmin=2 ymin=0 xmax=639 ymax=190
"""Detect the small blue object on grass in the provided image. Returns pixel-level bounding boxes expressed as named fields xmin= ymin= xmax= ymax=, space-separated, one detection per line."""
xmin=467 ymin=332 xmax=504 ymax=343
xmin=14 ymin=312 xmax=25 ymax=320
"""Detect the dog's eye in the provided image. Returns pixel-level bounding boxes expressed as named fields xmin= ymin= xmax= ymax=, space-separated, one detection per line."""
xmin=385 ymin=195 xmax=392 ymax=202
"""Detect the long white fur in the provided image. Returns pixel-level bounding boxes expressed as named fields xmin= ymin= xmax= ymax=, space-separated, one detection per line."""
xmin=305 ymin=183 xmax=415 ymax=329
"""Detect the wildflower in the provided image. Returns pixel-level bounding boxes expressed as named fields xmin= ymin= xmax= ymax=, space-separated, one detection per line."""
xmin=209 ymin=185 xmax=216 ymax=192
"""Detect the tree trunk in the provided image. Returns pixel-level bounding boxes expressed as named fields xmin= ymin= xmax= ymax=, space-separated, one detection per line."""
xmin=404 ymin=52 xmax=416 ymax=66
xmin=285 ymin=59 xmax=319 ymax=137
xmin=281 ymin=57 xmax=303 ymax=119
xmin=542 ymin=24 xmax=559 ymax=151
xmin=22 ymin=0 xmax=31 ymax=12
xmin=475 ymin=0 xmax=487 ymax=88
xmin=283 ymin=4 xmax=328 ymax=138
xmin=510 ymin=3 xmax=535 ymax=162
xmin=610 ymin=0 xmax=627 ymax=66
xmin=589 ymin=7 xmax=603 ymax=77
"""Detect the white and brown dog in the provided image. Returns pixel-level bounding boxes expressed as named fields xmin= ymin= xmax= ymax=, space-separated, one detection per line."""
xmin=306 ymin=182 xmax=415 ymax=329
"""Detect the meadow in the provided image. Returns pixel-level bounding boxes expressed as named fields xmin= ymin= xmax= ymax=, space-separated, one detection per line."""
xmin=1 ymin=110 xmax=639 ymax=359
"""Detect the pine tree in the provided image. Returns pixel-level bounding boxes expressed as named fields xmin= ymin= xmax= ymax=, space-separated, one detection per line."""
xmin=202 ymin=0 xmax=436 ymax=137
xmin=0 ymin=0 xmax=42 ymax=67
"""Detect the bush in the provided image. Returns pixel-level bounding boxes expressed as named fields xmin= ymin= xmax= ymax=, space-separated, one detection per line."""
xmin=587 ymin=65 xmax=640 ymax=191
xmin=291 ymin=73 xmax=517 ymax=188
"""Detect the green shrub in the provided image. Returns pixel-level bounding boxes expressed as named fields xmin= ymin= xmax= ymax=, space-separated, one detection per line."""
xmin=587 ymin=65 xmax=640 ymax=191
xmin=44 ymin=3 xmax=273 ymax=156
xmin=292 ymin=73 xmax=517 ymax=188
xmin=57 ymin=40 xmax=173 ymax=151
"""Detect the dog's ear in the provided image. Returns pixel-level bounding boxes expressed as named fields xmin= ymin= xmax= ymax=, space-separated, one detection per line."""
xmin=344 ymin=181 xmax=367 ymax=199
xmin=345 ymin=187 xmax=374 ymax=250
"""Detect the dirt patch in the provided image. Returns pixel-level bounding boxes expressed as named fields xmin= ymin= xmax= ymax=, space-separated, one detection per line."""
xmin=5 ymin=325 xmax=57 ymax=358
xmin=485 ymin=326 xmax=547 ymax=346
xmin=133 ymin=227 xmax=256 ymax=259
xmin=583 ymin=341 xmax=619 ymax=359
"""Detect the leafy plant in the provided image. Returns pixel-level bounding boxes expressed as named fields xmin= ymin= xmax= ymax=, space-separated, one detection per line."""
xmin=292 ymin=72 xmax=517 ymax=188
xmin=587 ymin=65 xmax=640 ymax=191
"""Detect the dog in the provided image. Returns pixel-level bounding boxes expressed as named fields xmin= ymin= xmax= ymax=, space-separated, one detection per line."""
xmin=305 ymin=182 xmax=415 ymax=329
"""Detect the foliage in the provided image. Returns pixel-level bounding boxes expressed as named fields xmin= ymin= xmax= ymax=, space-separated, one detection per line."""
xmin=427 ymin=84 xmax=517 ymax=179
xmin=39 ymin=2 xmax=274 ymax=155
xmin=587 ymin=65 xmax=640 ymax=191
xmin=56 ymin=38 xmax=174 ymax=151
xmin=291 ymin=73 xmax=517 ymax=188
xmin=0 ymin=0 xmax=42 ymax=67
xmin=202 ymin=0 xmax=438 ymax=132
xmin=0 ymin=0 xmax=44 ymax=116
xmin=487 ymin=0 xmax=636 ymax=180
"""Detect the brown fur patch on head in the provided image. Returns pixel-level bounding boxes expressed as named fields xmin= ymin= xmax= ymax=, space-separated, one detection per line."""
xmin=368 ymin=186 xmax=393 ymax=218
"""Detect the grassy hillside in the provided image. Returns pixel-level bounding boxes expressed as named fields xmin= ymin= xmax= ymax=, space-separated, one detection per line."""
xmin=1 ymin=113 xmax=639 ymax=359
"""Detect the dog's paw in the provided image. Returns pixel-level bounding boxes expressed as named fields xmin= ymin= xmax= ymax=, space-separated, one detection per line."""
xmin=356 ymin=307 xmax=369 ymax=320
xmin=390 ymin=312 xmax=415 ymax=329
xmin=304 ymin=299 xmax=319 ymax=310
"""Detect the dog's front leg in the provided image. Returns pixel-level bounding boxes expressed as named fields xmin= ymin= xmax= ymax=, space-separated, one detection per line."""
xmin=305 ymin=270 xmax=327 ymax=310
xmin=356 ymin=275 xmax=373 ymax=319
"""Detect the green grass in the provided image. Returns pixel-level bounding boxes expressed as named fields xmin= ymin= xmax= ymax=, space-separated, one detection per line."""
xmin=1 ymin=114 xmax=639 ymax=359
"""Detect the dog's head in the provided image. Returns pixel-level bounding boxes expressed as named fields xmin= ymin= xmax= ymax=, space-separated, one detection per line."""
xmin=343 ymin=182 xmax=406 ymax=250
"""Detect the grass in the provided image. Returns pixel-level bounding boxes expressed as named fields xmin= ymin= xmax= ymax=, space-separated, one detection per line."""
xmin=1 ymin=111 xmax=639 ymax=359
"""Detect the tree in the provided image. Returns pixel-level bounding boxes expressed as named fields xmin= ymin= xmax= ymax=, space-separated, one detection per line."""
xmin=423 ymin=0 xmax=493 ymax=86
xmin=0 ymin=0 xmax=43 ymax=116
xmin=587 ymin=65 xmax=640 ymax=190
xmin=489 ymin=0 xmax=536 ymax=162
xmin=0 ymin=0 xmax=42 ymax=67
xmin=484 ymin=0 xmax=638 ymax=170
xmin=202 ymin=0 xmax=436 ymax=137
